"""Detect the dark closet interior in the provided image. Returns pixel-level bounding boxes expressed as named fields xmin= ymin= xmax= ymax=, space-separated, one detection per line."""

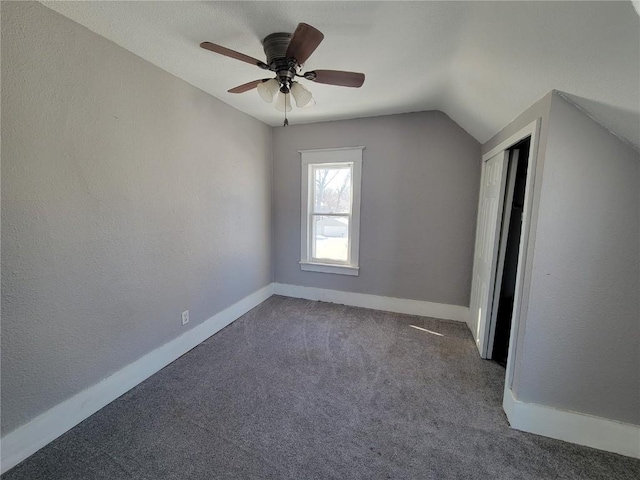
xmin=491 ymin=137 xmax=530 ymax=368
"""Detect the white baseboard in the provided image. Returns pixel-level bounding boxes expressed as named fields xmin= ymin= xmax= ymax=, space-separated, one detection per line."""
xmin=0 ymin=282 xmax=465 ymax=473
xmin=503 ymin=387 xmax=640 ymax=459
xmin=273 ymin=283 xmax=469 ymax=323
xmin=0 ymin=284 xmax=274 ymax=474
xmin=12 ymin=282 xmax=636 ymax=472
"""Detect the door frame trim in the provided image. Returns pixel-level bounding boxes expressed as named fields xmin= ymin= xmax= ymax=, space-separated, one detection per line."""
xmin=480 ymin=119 xmax=541 ymax=393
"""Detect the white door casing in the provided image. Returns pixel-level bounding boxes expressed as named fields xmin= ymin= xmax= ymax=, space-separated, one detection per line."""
xmin=469 ymin=150 xmax=509 ymax=357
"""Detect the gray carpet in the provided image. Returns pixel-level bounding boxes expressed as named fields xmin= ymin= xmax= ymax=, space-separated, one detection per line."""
xmin=3 ymin=295 xmax=639 ymax=479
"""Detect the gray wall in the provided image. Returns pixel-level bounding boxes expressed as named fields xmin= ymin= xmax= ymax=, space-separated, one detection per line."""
xmin=484 ymin=92 xmax=640 ymax=425
xmin=1 ymin=1 xmax=273 ymax=435
xmin=517 ymin=94 xmax=640 ymax=424
xmin=273 ymin=112 xmax=481 ymax=306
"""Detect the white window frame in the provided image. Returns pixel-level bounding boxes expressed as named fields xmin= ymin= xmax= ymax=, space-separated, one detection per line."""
xmin=299 ymin=146 xmax=363 ymax=276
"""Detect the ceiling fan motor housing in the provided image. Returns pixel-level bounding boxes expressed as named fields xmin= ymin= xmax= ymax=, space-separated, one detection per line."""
xmin=262 ymin=32 xmax=297 ymax=93
xmin=262 ymin=32 xmax=291 ymax=64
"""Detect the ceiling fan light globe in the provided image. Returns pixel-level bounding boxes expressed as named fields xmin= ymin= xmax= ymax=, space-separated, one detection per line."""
xmin=291 ymin=82 xmax=313 ymax=108
xmin=275 ymin=92 xmax=292 ymax=112
xmin=301 ymin=97 xmax=316 ymax=109
xmin=257 ymin=78 xmax=279 ymax=103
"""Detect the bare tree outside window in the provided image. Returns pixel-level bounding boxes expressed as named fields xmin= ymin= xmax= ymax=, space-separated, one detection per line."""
xmin=314 ymin=167 xmax=351 ymax=214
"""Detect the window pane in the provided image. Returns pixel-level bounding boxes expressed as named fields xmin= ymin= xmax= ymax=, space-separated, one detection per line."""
xmin=312 ymin=215 xmax=349 ymax=262
xmin=313 ymin=167 xmax=351 ymax=214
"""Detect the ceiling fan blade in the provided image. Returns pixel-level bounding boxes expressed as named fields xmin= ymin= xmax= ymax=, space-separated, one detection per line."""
xmin=286 ymin=23 xmax=324 ymax=65
xmin=200 ymin=42 xmax=268 ymax=69
xmin=228 ymin=79 xmax=269 ymax=94
xmin=305 ymin=70 xmax=365 ymax=88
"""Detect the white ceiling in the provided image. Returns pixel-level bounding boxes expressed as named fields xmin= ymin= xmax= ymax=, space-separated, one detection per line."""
xmin=42 ymin=1 xmax=639 ymax=147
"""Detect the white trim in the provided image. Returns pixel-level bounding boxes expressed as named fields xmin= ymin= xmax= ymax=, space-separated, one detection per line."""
xmin=6 ymin=280 xmax=636 ymax=472
xmin=500 ymin=119 xmax=540 ymax=390
xmin=298 ymin=146 xmax=365 ymax=154
xmin=475 ymin=119 xmax=541 ymax=391
xmin=0 ymin=284 xmax=274 ymax=475
xmin=273 ymin=283 xmax=469 ymax=323
xmin=300 ymin=147 xmax=363 ymax=274
xmin=299 ymin=262 xmax=359 ymax=276
xmin=503 ymin=388 xmax=640 ymax=459
xmin=483 ymin=120 xmax=540 ymax=161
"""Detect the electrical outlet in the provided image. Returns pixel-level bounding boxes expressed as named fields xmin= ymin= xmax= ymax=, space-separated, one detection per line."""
xmin=181 ymin=310 xmax=189 ymax=326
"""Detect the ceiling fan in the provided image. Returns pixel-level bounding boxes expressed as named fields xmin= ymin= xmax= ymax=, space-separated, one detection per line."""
xmin=200 ymin=23 xmax=365 ymax=125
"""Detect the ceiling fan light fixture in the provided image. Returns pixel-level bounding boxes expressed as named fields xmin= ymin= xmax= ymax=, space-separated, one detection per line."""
xmin=201 ymin=22 xmax=365 ymax=125
xmin=275 ymin=91 xmax=292 ymax=112
xmin=256 ymin=78 xmax=279 ymax=103
xmin=291 ymin=81 xmax=313 ymax=108
xmin=301 ymin=97 xmax=316 ymax=109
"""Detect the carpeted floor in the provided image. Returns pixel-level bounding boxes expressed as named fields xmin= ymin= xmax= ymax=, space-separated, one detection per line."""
xmin=3 ymin=295 xmax=639 ymax=479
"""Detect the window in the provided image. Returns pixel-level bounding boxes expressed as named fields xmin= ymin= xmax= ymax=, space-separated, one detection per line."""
xmin=300 ymin=146 xmax=363 ymax=276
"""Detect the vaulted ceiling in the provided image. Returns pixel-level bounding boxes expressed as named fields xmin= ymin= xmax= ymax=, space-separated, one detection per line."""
xmin=42 ymin=1 xmax=639 ymax=148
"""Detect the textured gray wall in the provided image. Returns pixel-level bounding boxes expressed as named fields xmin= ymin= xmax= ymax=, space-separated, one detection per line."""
xmin=1 ymin=2 xmax=272 ymax=435
xmin=273 ymin=112 xmax=481 ymax=306
xmin=484 ymin=91 xmax=640 ymax=425
xmin=516 ymin=95 xmax=640 ymax=424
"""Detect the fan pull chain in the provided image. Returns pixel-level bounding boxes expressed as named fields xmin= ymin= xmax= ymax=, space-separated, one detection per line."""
xmin=283 ymin=95 xmax=289 ymax=127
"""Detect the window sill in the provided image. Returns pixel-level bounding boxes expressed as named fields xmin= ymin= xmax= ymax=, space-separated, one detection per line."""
xmin=299 ymin=262 xmax=359 ymax=276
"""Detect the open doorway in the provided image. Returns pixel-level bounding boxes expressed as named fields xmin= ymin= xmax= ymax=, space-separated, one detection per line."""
xmin=469 ymin=119 xmax=540 ymax=420
xmin=489 ymin=138 xmax=530 ymax=367
xmin=469 ymin=118 xmax=539 ymax=390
